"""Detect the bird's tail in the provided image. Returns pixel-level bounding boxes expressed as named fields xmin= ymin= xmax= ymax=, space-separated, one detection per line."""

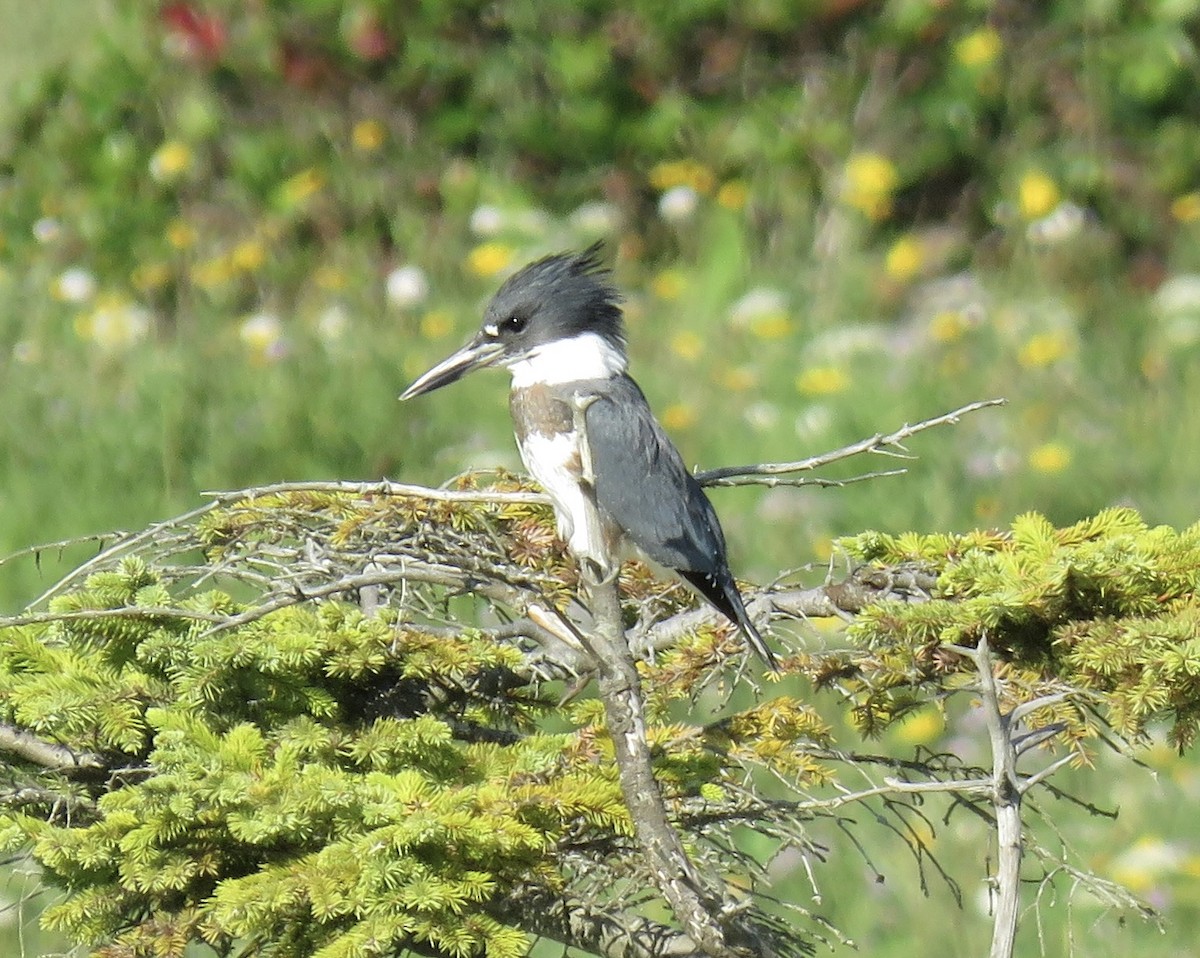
xmin=680 ymin=570 xmax=780 ymax=671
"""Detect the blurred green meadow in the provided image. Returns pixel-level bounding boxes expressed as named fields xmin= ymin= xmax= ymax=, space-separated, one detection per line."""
xmin=3 ymin=1 xmax=1200 ymax=955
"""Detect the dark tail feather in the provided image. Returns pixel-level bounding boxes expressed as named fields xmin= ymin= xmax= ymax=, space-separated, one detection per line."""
xmin=680 ymin=569 xmax=780 ymax=671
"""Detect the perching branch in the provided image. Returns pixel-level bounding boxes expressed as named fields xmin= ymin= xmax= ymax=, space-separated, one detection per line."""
xmin=585 ymin=569 xmax=749 ymax=957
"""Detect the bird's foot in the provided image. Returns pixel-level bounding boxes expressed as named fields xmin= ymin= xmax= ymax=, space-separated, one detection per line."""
xmin=581 ymin=556 xmax=619 ymax=587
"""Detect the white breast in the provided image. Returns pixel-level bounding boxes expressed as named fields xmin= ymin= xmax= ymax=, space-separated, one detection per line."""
xmin=518 ymin=429 xmax=618 ymax=574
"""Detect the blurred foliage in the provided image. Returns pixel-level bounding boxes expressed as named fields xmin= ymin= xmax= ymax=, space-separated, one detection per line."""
xmin=7 ymin=0 xmax=1200 ymax=298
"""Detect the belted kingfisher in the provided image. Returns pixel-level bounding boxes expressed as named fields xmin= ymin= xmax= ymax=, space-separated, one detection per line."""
xmin=400 ymin=245 xmax=778 ymax=669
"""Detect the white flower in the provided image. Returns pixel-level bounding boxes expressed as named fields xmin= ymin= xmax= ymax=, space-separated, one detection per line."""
xmin=1026 ymin=201 xmax=1087 ymax=245
xmin=1162 ymin=316 xmax=1200 ymax=348
xmin=794 ymin=404 xmax=834 ymax=441
xmin=240 ymin=312 xmax=283 ymax=351
xmin=469 ymin=204 xmax=506 ymax=237
xmin=88 ymin=302 xmax=151 ymax=349
xmin=658 ymin=185 xmax=699 ymax=223
xmin=964 ymin=448 xmax=1020 ymax=479
xmin=12 ymin=340 xmax=39 ymax=365
xmin=32 ymin=217 xmax=61 ymax=244
xmin=316 ymin=304 xmax=349 ymax=343
xmin=570 ymin=200 xmax=621 ymax=235
xmin=54 ymin=267 xmax=97 ymax=303
xmin=744 ymin=401 xmax=780 ymax=432
xmin=730 ymin=287 xmax=788 ymax=328
xmin=804 ymin=323 xmax=893 ymax=362
xmin=385 ymin=265 xmax=430 ymax=309
xmin=1153 ymin=274 xmax=1200 ymax=318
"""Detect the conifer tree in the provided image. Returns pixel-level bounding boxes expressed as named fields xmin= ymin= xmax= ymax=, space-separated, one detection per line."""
xmin=1 ymin=403 xmax=1191 ymax=958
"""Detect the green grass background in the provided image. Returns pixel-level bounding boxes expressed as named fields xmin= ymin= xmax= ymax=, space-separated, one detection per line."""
xmin=2 ymin=3 xmax=1200 ymax=956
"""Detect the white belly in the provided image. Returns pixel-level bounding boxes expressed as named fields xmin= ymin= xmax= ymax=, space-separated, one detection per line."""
xmin=518 ymin=430 xmax=618 ymax=572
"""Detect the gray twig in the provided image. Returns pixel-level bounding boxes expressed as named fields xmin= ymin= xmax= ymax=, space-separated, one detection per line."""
xmin=694 ymin=398 xmax=1005 ymax=485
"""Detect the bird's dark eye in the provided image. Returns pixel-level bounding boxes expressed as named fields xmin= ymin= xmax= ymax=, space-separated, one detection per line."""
xmin=502 ymin=313 xmax=528 ymax=334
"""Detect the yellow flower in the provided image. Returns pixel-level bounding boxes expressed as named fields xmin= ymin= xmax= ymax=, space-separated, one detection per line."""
xmin=842 ymin=152 xmax=900 ymax=221
xmin=191 ymin=256 xmax=234 ymax=289
xmin=650 ymin=270 xmax=685 ymax=300
xmin=1170 ymin=192 xmax=1200 ymax=223
xmin=166 ymin=218 xmax=197 ymax=250
xmin=719 ymin=366 xmax=757 ymax=392
xmin=1018 ymin=330 xmax=1072 ymax=368
xmin=277 ymin=168 xmax=325 ymax=208
xmin=1141 ymin=351 xmax=1166 ymax=381
xmin=1028 ymin=442 xmax=1071 ymax=474
xmin=670 ymin=330 xmax=703 ymax=361
xmin=1018 ymin=170 xmax=1060 ymax=220
xmin=796 ymin=366 xmax=850 ymax=396
xmin=884 ymin=234 xmax=925 ymax=282
xmin=974 ymin=496 xmax=1000 ymax=521
xmin=892 ymin=708 xmax=944 ymax=747
xmin=1108 ymin=836 xmax=1180 ymax=894
xmin=954 ymin=27 xmax=1002 ymax=69
xmin=420 ymin=310 xmax=454 ymax=339
xmin=661 ymin=403 xmax=697 ymax=431
xmin=150 ymin=140 xmax=192 ymax=182
xmin=351 ymin=118 xmax=386 ymax=152
xmin=650 ymin=159 xmax=716 ymax=195
xmin=810 ymin=535 xmax=834 ymax=562
xmin=749 ymin=313 xmax=791 ymax=339
xmin=717 ymin=180 xmax=749 ymax=210
xmin=314 ymin=264 xmax=347 ymax=291
xmin=231 ymin=239 xmax=267 ymax=272
xmin=75 ymin=295 xmax=151 ymax=349
xmin=929 ymin=310 xmax=968 ymax=343
xmin=131 ymin=262 xmax=171 ymax=291
xmin=467 ymin=242 xmax=515 ymax=278
xmin=239 ymin=312 xmax=284 ymax=353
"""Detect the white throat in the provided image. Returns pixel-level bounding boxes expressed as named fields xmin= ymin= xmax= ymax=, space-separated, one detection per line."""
xmin=507 ymin=332 xmax=627 ymax=388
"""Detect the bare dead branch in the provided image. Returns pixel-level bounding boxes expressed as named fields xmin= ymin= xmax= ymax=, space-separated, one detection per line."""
xmin=497 ymin=883 xmax=708 ymax=958
xmin=699 ymin=468 xmax=907 ymax=490
xmin=0 ymin=722 xmax=107 ymax=774
xmin=0 ymin=606 xmax=224 ymax=629
xmin=29 ymin=500 xmax=222 ymax=609
xmin=694 ymin=398 xmax=1006 ymax=485
xmin=200 ymin=478 xmax=551 ymax=506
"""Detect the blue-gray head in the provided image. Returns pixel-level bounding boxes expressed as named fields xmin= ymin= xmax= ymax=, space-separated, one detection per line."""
xmin=400 ymin=243 xmax=627 ymax=399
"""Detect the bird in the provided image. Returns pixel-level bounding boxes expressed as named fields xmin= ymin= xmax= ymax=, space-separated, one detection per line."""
xmin=399 ymin=244 xmax=779 ymax=670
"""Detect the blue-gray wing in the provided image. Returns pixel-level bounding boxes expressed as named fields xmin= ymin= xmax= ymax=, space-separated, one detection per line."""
xmin=583 ymin=375 xmax=780 ymax=670
xmin=582 ymin=374 xmax=724 ymax=574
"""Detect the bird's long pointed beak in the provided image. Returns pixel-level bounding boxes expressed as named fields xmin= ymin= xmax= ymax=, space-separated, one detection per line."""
xmin=399 ymin=335 xmax=505 ymax=400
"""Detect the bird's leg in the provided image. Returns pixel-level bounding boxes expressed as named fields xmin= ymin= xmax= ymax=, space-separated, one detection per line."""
xmin=569 ymin=392 xmax=619 ymax=585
